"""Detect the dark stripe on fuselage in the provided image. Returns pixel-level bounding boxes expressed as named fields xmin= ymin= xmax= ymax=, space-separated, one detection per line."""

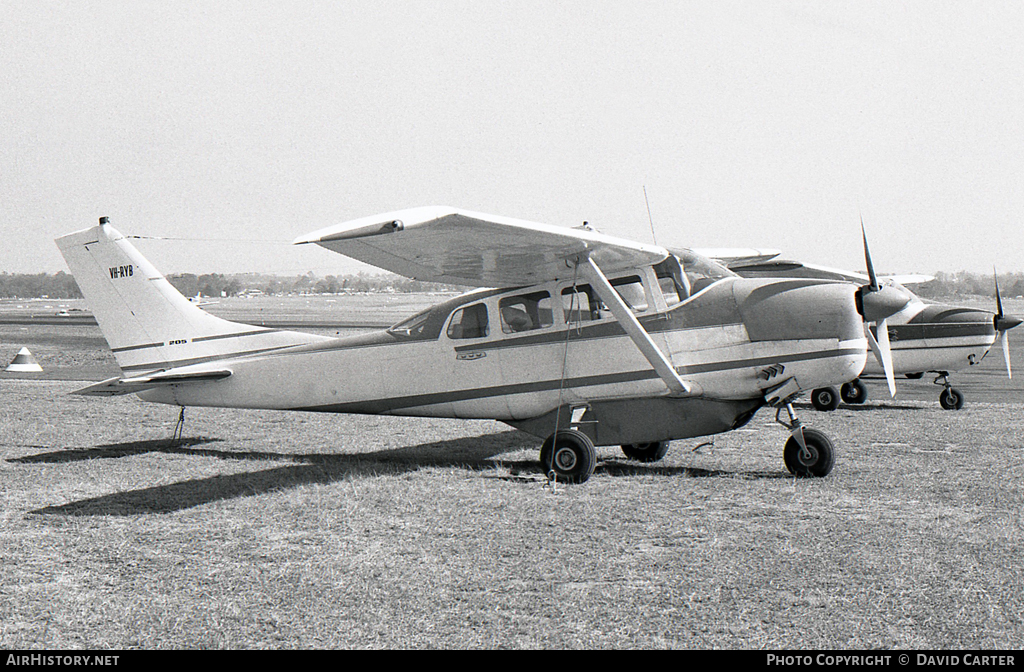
xmin=119 ymin=344 xmax=301 ymax=374
xmin=193 ymin=329 xmax=279 ymax=343
xmin=111 ymin=341 xmax=165 ymax=353
xmin=885 ymin=322 xmax=994 ymax=342
xmin=291 ymin=346 xmax=864 ymax=415
xmin=111 ymin=329 xmax=279 ymax=353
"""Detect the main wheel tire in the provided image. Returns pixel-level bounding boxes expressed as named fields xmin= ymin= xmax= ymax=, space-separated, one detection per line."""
xmin=840 ymin=380 xmax=868 ymax=404
xmin=540 ymin=429 xmax=597 ymax=484
xmin=939 ymin=387 xmax=964 ymax=410
xmin=811 ymin=387 xmax=840 ymax=412
xmin=621 ymin=441 xmax=670 ymax=462
xmin=783 ymin=428 xmax=836 ymax=478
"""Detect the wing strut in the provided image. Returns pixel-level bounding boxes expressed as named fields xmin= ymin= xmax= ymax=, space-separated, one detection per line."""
xmin=579 ymin=257 xmax=692 ymax=397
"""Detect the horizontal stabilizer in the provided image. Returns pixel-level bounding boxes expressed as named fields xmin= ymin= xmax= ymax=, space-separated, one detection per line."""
xmin=73 ymin=369 xmax=232 ymax=396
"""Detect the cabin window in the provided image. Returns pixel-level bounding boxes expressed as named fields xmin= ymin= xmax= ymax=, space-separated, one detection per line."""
xmin=499 ymin=291 xmax=554 ymax=334
xmin=446 ymin=303 xmax=489 ymax=339
xmin=610 ymin=275 xmax=649 ymax=312
xmin=561 ymin=285 xmax=605 ymax=323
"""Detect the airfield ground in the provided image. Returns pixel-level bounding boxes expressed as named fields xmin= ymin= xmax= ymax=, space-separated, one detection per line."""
xmin=1 ymin=295 xmax=1023 ymax=648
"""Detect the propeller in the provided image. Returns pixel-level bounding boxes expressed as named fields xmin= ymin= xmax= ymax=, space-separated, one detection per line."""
xmin=854 ymin=220 xmax=913 ymax=397
xmin=993 ymin=268 xmax=1022 ymax=379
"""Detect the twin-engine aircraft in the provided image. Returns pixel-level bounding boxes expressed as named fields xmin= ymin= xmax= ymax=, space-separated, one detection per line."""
xmin=728 ymin=254 xmax=1022 ymax=410
xmin=56 ymin=208 xmax=909 ymax=483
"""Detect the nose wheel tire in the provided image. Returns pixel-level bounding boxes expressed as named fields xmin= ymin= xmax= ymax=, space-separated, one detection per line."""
xmin=783 ymin=428 xmax=836 ymax=477
xmin=939 ymin=387 xmax=964 ymax=410
xmin=621 ymin=441 xmax=670 ymax=462
xmin=811 ymin=387 xmax=840 ymax=412
xmin=540 ymin=429 xmax=597 ymax=484
xmin=840 ymin=380 xmax=868 ymax=404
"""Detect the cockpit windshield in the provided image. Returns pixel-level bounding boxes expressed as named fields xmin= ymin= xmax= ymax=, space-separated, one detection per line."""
xmin=387 ymin=308 xmax=433 ymax=339
xmin=658 ymin=249 xmax=736 ymax=303
xmin=678 ymin=249 xmax=736 ymax=290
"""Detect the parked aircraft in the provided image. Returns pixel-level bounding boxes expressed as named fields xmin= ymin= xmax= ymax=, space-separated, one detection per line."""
xmin=728 ymin=255 xmax=1022 ymax=410
xmin=56 ymin=210 xmax=910 ymax=483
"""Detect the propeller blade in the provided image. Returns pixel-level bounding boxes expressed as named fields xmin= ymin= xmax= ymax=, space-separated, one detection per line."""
xmin=876 ymin=318 xmax=896 ymax=397
xmin=861 ymin=218 xmax=879 ymax=292
xmin=994 ymin=267 xmax=1004 ymax=320
xmin=866 ymin=320 xmax=897 ymax=397
xmin=1002 ymin=329 xmax=1012 ymax=380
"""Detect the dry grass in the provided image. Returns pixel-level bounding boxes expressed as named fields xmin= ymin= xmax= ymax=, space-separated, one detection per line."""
xmin=2 ymin=379 xmax=1022 ymax=649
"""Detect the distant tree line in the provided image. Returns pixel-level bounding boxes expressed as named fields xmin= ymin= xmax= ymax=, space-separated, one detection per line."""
xmin=0 ymin=271 xmax=82 ymax=299
xmin=4 ymin=269 xmax=1023 ymax=301
xmin=163 ymin=272 xmax=466 ymax=297
xmin=0 ymin=270 xmax=464 ymax=299
xmin=914 ymin=271 xmax=1024 ymax=301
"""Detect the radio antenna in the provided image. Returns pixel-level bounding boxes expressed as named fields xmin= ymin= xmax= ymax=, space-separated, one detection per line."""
xmin=643 ymin=185 xmax=658 ymax=246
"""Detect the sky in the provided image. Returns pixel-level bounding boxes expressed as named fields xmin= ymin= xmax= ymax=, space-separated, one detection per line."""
xmin=2 ymin=1 xmax=1022 ymax=277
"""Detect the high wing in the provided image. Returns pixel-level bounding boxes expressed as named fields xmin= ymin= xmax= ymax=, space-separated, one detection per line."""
xmin=293 ymin=206 xmax=669 ymax=287
xmin=691 ymin=248 xmax=782 ymax=266
xmin=297 ymin=206 xmax=692 ymax=395
xmin=724 ymin=259 xmax=934 ymax=286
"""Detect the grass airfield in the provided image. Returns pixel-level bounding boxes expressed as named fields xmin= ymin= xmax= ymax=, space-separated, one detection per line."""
xmin=2 ymin=295 xmax=1023 ymax=649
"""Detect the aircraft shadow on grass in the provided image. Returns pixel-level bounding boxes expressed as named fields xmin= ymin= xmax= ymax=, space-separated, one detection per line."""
xmin=23 ymin=430 xmax=788 ymax=516
xmin=793 ymin=401 xmax=924 ymax=412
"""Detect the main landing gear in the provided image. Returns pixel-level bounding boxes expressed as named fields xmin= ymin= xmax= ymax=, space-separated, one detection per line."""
xmin=538 ymin=432 xmax=675 ymax=483
xmin=815 ymin=373 xmax=966 ymax=411
xmin=775 ymin=403 xmax=835 ymax=477
xmin=540 ymin=428 xmax=597 ymax=484
xmin=810 ymin=379 xmax=868 ymax=412
xmin=620 ymin=441 xmax=671 ymax=462
xmin=840 ymin=379 xmax=869 ymax=405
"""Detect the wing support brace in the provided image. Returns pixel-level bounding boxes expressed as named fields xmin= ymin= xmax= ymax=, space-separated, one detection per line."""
xmin=578 ymin=257 xmax=692 ymax=397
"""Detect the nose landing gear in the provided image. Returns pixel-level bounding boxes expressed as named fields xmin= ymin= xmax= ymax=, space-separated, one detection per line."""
xmin=775 ymin=403 xmax=836 ymax=477
xmin=934 ymin=372 xmax=964 ymax=410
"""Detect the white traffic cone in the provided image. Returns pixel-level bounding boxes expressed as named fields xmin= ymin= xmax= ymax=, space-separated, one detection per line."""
xmin=6 ymin=347 xmax=43 ymax=372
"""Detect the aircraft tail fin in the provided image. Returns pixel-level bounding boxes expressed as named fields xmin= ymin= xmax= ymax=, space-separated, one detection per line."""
xmin=56 ymin=217 xmax=323 ymax=376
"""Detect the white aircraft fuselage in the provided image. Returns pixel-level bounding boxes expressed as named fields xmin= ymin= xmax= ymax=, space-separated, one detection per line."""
xmin=135 ymin=274 xmax=867 ymax=446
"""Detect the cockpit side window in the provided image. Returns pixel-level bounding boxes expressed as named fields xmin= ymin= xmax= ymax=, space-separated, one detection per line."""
xmin=499 ymin=291 xmax=554 ymax=334
xmin=610 ymin=275 xmax=649 ymax=312
xmin=654 ymin=257 xmax=688 ymax=305
xmin=561 ymin=284 xmax=605 ymax=323
xmin=446 ymin=303 xmax=489 ymax=339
